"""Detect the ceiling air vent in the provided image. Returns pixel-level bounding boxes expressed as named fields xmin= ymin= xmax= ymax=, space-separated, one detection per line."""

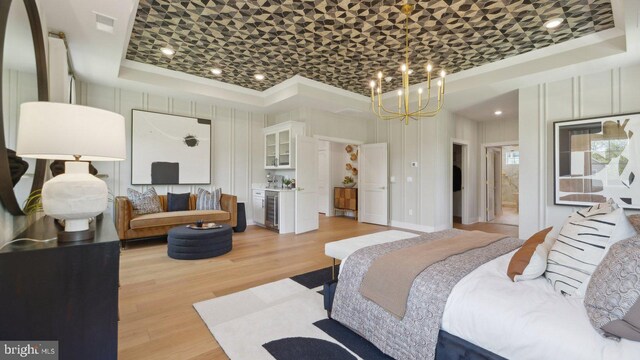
xmin=93 ymin=12 xmax=115 ymax=33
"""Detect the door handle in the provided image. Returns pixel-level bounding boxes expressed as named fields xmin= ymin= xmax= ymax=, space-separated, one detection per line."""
xmin=379 ymin=186 xmax=386 ymax=190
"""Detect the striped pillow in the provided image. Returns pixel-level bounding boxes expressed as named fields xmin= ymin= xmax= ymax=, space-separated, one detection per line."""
xmin=545 ymin=206 xmax=636 ymax=297
xmin=196 ymin=187 xmax=222 ymax=210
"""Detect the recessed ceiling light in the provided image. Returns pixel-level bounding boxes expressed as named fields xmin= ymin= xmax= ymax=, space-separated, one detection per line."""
xmin=160 ymin=47 xmax=175 ymax=56
xmin=544 ymin=18 xmax=564 ymax=29
xmin=254 ymin=74 xmax=265 ymax=81
xmin=211 ymin=68 xmax=222 ymax=75
xmin=494 ymin=110 xmax=503 ymax=116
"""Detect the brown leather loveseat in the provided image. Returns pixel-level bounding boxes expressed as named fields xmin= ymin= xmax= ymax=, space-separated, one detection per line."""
xmin=114 ymin=193 xmax=237 ymax=246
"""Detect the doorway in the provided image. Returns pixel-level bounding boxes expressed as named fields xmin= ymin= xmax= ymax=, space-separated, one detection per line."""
xmin=452 ymin=144 xmax=463 ymax=224
xmin=316 ymin=138 xmax=360 ymax=220
xmin=485 ymin=144 xmax=519 ymax=226
xmin=450 ymin=140 xmax=469 ymax=226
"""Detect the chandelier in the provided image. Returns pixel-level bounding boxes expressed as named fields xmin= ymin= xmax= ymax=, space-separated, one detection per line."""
xmin=369 ymin=3 xmax=446 ymax=125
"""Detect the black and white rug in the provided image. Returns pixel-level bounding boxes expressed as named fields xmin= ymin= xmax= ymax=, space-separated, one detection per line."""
xmin=193 ymin=266 xmax=392 ymax=360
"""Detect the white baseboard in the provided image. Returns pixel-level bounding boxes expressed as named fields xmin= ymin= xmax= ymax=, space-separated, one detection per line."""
xmin=390 ymin=220 xmax=435 ymax=233
xmin=463 ymin=217 xmax=482 ymax=225
xmin=434 ymin=223 xmax=451 ymax=232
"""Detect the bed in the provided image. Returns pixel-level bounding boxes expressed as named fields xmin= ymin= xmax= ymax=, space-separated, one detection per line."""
xmin=330 ymin=229 xmax=640 ymax=360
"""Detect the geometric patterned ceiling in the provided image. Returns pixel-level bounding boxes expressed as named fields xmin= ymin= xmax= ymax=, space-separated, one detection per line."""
xmin=126 ymin=0 xmax=615 ymax=96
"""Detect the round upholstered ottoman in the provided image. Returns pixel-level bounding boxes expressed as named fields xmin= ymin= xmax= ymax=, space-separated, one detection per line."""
xmin=167 ymin=224 xmax=233 ymax=260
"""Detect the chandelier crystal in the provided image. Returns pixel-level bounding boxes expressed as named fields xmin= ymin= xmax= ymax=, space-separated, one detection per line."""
xmin=369 ymin=3 xmax=446 ymax=125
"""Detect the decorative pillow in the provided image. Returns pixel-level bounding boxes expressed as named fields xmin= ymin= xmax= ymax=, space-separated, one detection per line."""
xmin=545 ymin=206 xmax=637 ymax=297
xmin=584 ymin=235 xmax=640 ymax=341
xmin=167 ymin=192 xmax=190 ymax=212
xmin=127 ymin=187 xmax=162 ymax=215
xmin=507 ymin=227 xmax=553 ymax=281
xmin=196 ymin=187 xmax=222 ymax=210
xmin=627 ymin=214 xmax=640 ymax=233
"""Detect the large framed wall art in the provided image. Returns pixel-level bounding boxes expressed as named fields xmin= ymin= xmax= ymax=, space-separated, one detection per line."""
xmin=554 ymin=113 xmax=640 ymax=209
xmin=131 ymin=109 xmax=211 ymax=185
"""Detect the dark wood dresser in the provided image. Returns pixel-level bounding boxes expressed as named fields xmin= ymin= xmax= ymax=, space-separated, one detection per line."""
xmin=0 ymin=216 xmax=120 ymax=360
xmin=334 ymin=187 xmax=358 ymax=220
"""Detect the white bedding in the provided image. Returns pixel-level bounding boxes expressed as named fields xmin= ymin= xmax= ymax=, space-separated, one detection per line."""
xmin=441 ymin=250 xmax=640 ymax=360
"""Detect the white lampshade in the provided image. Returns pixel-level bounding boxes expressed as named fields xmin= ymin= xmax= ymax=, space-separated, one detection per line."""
xmin=16 ymin=102 xmax=125 ymax=161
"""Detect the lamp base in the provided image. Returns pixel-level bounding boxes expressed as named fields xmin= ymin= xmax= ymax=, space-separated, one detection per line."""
xmin=57 ymin=229 xmax=95 ymax=242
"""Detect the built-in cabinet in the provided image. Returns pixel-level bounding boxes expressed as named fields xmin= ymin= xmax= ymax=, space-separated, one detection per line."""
xmin=252 ymin=188 xmax=295 ymax=234
xmin=252 ymin=189 xmax=265 ymax=226
xmin=264 ymin=121 xmax=305 ymax=169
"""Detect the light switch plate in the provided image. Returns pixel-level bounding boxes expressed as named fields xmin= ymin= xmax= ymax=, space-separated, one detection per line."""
xmin=390 ymin=176 xmax=396 ymax=183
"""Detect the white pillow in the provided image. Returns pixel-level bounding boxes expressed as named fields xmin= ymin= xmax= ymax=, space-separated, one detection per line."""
xmin=512 ymin=226 xmax=559 ymax=281
xmin=545 ymin=206 xmax=637 ymax=297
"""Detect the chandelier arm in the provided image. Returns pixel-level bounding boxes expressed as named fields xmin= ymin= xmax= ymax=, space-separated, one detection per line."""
xmin=378 ymin=98 xmax=402 ymax=116
xmin=375 ymin=114 xmax=406 ymax=121
xmin=414 ymin=98 xmax=445 ymax=117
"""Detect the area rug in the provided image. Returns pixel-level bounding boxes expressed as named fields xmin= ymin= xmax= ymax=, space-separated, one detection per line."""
xmin=193 ymin=266 xmax=392 ymax=360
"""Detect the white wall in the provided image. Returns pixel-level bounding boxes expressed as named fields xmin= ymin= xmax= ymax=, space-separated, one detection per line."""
xmin=75 ymin=81 xmax=266 ymax=223
xmin=266 ymin=107 xmax=375 ymax=143
xmin=519 ymin=64 xmax=640 ymax=239
xmin=367 ymin=110 xmax=451 ymax=231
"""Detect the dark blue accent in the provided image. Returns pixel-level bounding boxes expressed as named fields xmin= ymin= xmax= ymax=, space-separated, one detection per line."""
xmin=313 ymin=319 xmax=393 ymax=359
xmin=263 ymin=337 xmax=356 ymax=360
xmin=436 ymin=330 xmax=506 ymax=360
xmin=167 ymin=192 xmax=190 ymax=211
xmin=233 ymin=202 xmax=247 ymax=232
xmin=167 ymin=224 xmax=232 ymax=260
xmin=290 ymin=265 xmax=339 ymax=289
xmin=323 ymin=280 xmax=338 ymax=314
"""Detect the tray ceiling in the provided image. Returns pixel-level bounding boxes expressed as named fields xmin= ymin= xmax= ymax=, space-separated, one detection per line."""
xmin=126 ymin=0 xmax=614 ymax=96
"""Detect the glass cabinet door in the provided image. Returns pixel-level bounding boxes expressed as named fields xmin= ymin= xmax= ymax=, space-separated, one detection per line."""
xmin=278 ymin=130 xmax=290 ymax=166
xmin=266 ymin=133 xmax=277 ymax=167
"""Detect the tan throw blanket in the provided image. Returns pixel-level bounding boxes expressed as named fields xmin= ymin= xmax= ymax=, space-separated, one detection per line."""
xmin=359 ymin=230 xmax=507 ymax=318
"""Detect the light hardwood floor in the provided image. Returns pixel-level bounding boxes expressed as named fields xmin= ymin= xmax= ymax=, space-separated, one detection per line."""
xmin=118 ymin=216 xmax=519 ymax=360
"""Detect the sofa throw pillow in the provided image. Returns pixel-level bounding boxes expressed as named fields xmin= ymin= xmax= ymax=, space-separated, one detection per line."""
xmin=167 ymin=192 xmax=190 ymax=212
xmin=196 ymin=187 xmax=222 ymax=210
xmin=545 ymin=206 xmax=637 ymax=297
xmin=627 ymin=214 xmax=640 ymax=233
xmin=584 ymin=235 xmax=640 ymax=341
xmin=127 ymin=187 xmax=162 ymax=215
xmin=507 ymin=227 xmax=553 ymax=281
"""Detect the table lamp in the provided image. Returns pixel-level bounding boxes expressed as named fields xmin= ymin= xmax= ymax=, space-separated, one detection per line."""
xmin=16 ymin=102 xmax=125 ymax=242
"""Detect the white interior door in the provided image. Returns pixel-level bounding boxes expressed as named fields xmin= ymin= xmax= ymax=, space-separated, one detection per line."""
xmin=317 ymin=143 xmax=330 ymax=214
xmin=486 ymin=148 xmax=496 ymax=222
xmin=360 ymin=143 xmax=388 ymax=226
xmin=295 ymin=136 xmax=319 ymax=234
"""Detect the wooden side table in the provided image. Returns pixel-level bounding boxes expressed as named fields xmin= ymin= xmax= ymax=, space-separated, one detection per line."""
xmin=334 ymin=187 xmax=358 ymax=220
